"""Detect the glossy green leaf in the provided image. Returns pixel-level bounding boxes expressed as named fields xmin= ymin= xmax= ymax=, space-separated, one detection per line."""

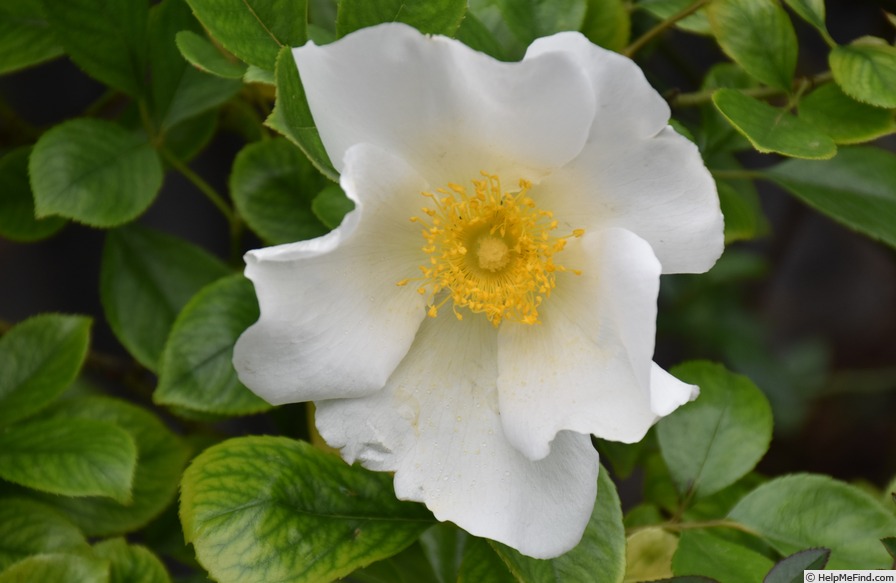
xmin=763 ymin=548 xmax=830 ymax=583
xmin=348 ymin=544 xmax=440 ymax=583
xmin=830 ymin=38 xmax=896 ymax=109
xmin=762 ymin=147 xmax=896 ymax=249
xmin=638 ymin=0 xmax=711 ymax=35
xmin=581 ymin=0 xmax=629 ymax=52
xmin=458 ymin=538 xmax=515 ymax=583
xmin=149 ymin=0 xmax=242 ymax=131
xmin=672 ymin=530 xmax=773 ymax=582
xmin=0 ymin=418 xmax=137 ymax=503
xmin=0 ymin=314 xmax=90 ymax=427
xmin=419 ymin=524 xmax=467 ymax=583
xmin=41 ymin=0 xmax=148 ymax=96
xmin=155 ymin=275 xmax=270 ymax=416
xmin=0 ymin=0 xmax=62 ymax=74
xmin=656 ymin=361 xmax=773 ymax=499
xmin=496 ymin=0 xmax=587 ymax=45
xmin=312 ymin=184 xmax=355 ymax=229
xmin=29 ymin=119 xmax=163 ymax=227
xmin=100 ymin=225 xmax=230 ymax=371
xmin=490 ymin=467 xmax=625 ymax=583
xmin=624 ymin=527 xmax=677 ymax=582
xmin=336 ymin=0 xmax=467 ymax=37
xmin=799 ymin=82 xmax=896 ymax=144
xmin=180 ymin=436 xmax=434 ymax=583
xmin=231 ymin=138 xmax=328 ymax=245
xmin=266 ymin=45 xmax=338 ymax=181
xmin=0 ymin=498 xmax=89 ymax=571
xmin=712 ymin=88 xmax=836 ymax=159
xmin=729 ymin=474 xmax=896 ymax=569
xmin=92 ymin=538 xmax=171 ymax=583
xmin=782 ymin=0 xmax=827 ymax=37
xmin=708 ymin=0 xmax=797 ymax=91
xmin=29 ymin=396 xmax=191 ymax=536
xmin=0 ymin=148 xmax=65 ymax=242
xmin=175 ymin=30 xmax=247 ymax=79
xmin=185 ymin=0 xmax=308 ymax=70
xmin=0 ymin=553 xmax=109 ymax=583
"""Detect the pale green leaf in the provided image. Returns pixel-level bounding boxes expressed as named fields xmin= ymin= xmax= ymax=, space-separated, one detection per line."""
xmin=729 ymin=474 xmax=896 ymax=569
xmin=491 ymin=467 xmax=625 ymax=583
xmin=266 ymin=45 xmax=338 ymax=181
xmin=799 ymin=82 xmax=896 ymax=144
xmin=29 ymin=119 xmax=163 ymax=227
xmin=581 ymin=0 xmax=629 ymax=52
xmin=336 ymin=0 xmax=467 ymax=37
xmin=92 ymin=538 xmax=172 ymax=583
xmin=155 ymin=275 xmax=270 ymax=416
xmin=0 ymin=498 xmax=89 ymax=572
xmin=657 ymin=361 xmax=773 ymax=499
xmin=712 ymin=88 xmax=836 ymax=159
xmin=671 ymin=530 xmax=773 ymax=582
xmin=311 ymin=183 xmax=355 ymax=229
xmin=624 ymin=527 xmax=677 ymax=582
xmin=0 ymin=418 xmax=137 ymax=503
xmin=0 ymin=314 xmax=90 ymax=427
xmin=0 ymin=147 xmax=66 ymax=242
xmin=181 ymin=436 xmax=434 ymax=583
xmin=0 ymin=0 xmax=62 ymax=74
xmin=830 ymin=38 xmax=896 ymax=108
xmin=230 ymin=138 xmax=328 ymax=245
xmin=708 ymin=0 xmax=797 ymax=91
xmin=100 ymin=225 xmax=230 ymax=371
xmin=185 ymin=0 xmax=308 ymax=70
xmin=0 ymin=553 xmax=108 ymax=583
xmin=175 ymin=30 xmax=247 ymax=79
xmin=762 ymin=147 xmax=896 ymax=249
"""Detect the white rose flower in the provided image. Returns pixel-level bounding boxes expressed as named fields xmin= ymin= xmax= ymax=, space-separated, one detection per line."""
xmin=234 ymin=22 xmax=723 ymax=559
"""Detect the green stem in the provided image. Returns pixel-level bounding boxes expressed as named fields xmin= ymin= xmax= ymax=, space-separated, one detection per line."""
xmin=671 ymin=71 xmax=833 ymax=108
xmin=159 ymin=146 xmax=237 ymax=225
xmin=624 ymin=0 xmax=712 ymax=58
xmin=82 ymin=88 xmax=120 ymax=118
xmin=711 ymin=168 xmax=763 ymax=181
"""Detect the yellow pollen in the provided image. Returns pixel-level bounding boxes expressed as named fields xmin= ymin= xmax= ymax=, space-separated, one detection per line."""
xmin=399 ymin=171 xmax=583 ymax=326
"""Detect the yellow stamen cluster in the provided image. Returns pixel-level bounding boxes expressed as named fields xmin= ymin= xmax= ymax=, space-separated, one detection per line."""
xmin=399 ymin=172 xmax=583 ymax=326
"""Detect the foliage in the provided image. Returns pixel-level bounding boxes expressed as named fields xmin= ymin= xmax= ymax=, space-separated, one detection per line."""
xmin=1 ymin=0 xmax=895 ymax=580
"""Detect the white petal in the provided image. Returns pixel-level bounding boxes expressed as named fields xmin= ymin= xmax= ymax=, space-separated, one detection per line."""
xmin=525 ymin=32 xmax=670 ymax=142
xmin=496 ymin=229 xmax=663 ymax=461
xmin=315 ymin=314 xmax=599 ymax=559
xmin=650 ymin=363 xmax=699 ymax=416
xmin=293 ymin=23 xmax=595 ymax=184
xmin=233 ymin=144 xmax=429 ymax=404
xmin=539 ymin=126 xmax=724 ymax=275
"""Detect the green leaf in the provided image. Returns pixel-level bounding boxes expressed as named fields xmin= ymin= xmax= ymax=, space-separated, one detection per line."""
xmin=762 ymin=147 xmax=896 ymax=249
xmin=41 ymin=0 xmax=148 ymax=96
xmin=29 ymin=395 xmax=191 ymax=536
xmin=883 ymin=537 xmax=896 ymax=561
xmin=100 ymin=225 xmax=230 ymax=371
xmin=581 ymin=0 xmax=629 ymax=52
xmin=0 ymin=314 xmax=90 ymax=427
xmin=230 ymin=138 xmax=329 ymax=245
xmin=0 ymin=418 xmax=137 ymax=503
xmin=155 ymin=275 xmax=270 ymax=416
xmin=0 ymin=147 xmax=66 ymax=242
xmin=638 ymin=0 xmax=711 ymax=35
xmin=0 ymin=0 xmax=62 ymax=74
xmin=0 ymin=553 xmax=109 ymax=583
xmin=348 ymin=543 xmax=440 ymax=583
xmin=624 ymin=527 xmax=677 ymax=582
xmin=163 ymin=110 xmax=219 ymax=163
xmin=455 ymin=11 xmax=506 ymax=60
xmin=312 ymin=184 xmax=355 ymax=229
xmin=92 ymin=538 xmax=172 ymax=583
xmin=496 ymin=0 xmax=587 ymax=45
xmin=185 ymin=0 xmax=308 ymax=71
xmin=708 ymin=0 xmax=797 ymax=91
xmin=671 ymin=530 xmax=773 ymax=583
xmin=458 ymin=538 xmax=516 ymax=583
xmin=799 ymin=82 xmax=896 ymax=144
xmin=830 ymin=38 xmax=896 ymax=109
xmin=0 ymin=498 xmax=89 ymax=572
xmin=180 ymin=436 xmax=434 ymax=583
xmin=781 ymin=0 xmax=827 ymax=37
xmin=712 ymin=88 xmax=837 ymax=159
xmin=149 ymin=0 xmax=242 ymax=132
xmin=29 ymin=119 xmax=164 ymax=227
xmin=657 ymin=361 xmax=772 ymax=499
xmin=490 ymin=467 xmax=625 ymax=583
xmin=716 ymin=176 xmax=769 ymax=244
xmin=175 ymin=30 xmax=247 ymax=79
xmin=266 ymin=45 xmax=338 ymax=181
xmin=336 ymin=0 xmax=467 ymax=37
xmin=763 ymin=548 xmax=830 ymax=583
xmin=728 ymin=474 xmax=896 ymax=569
xmin=419 ymin=524 xmax=467 ymax=583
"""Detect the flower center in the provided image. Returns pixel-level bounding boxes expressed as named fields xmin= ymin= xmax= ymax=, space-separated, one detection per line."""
xmin=399 ymin=172 xmax=583 ymax=326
